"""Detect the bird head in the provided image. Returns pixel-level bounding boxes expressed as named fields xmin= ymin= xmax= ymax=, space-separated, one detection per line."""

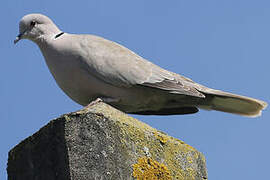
xmin=14 ymin=14 xmax=60 ymax=44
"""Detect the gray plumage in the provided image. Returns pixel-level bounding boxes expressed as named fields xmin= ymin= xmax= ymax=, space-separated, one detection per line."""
xmin=15 ymin=14 xmax=267 ymax=117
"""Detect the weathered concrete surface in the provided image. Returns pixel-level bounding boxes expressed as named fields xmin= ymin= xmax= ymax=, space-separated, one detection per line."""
xmin=7 ymin=102 xmax=207 ymax=180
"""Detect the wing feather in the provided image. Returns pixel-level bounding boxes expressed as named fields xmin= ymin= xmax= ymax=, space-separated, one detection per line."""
xmin=80 ymin=34 xmax=204 ymax=98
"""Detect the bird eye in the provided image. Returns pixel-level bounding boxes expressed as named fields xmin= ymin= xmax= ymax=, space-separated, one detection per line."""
xmin=30 ymin=21 xmax=36 ymax=27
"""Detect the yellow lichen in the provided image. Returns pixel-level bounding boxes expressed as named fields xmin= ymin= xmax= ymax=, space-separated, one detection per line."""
xmin=63 ymin=114 xmax=71 ymax=121
xmin=187 ymin=156 xmax=193 ymax=164
xmin=133 ymin=157 xmax=172 ymax=180
xmin=185 ymin=144 xmax=196 ymax=152
xmin=186 ymin=168 xmax=196 ymax=180
xmin=82 ymin=102 xmax=206 ymax=179
xmin=154 ymin=131 xmax=168 ymax=144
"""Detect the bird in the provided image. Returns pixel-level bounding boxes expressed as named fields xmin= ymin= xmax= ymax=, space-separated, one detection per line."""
xmin=14 ymin=13 xmax=267 ymax=117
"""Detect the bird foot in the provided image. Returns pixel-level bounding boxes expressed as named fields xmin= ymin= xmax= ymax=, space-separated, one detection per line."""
xmin=86 ymin=98 xmax=103 ymax=108
xmin=85 ymin=97 xmax=119 ymax=108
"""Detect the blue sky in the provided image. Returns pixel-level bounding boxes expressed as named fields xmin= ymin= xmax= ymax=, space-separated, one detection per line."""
xmin=1 ymin=0 xmax=269 ymax=179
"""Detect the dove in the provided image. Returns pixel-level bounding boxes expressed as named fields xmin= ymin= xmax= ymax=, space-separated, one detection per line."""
xmin=15 ymin=13 xmax=267 ymax=117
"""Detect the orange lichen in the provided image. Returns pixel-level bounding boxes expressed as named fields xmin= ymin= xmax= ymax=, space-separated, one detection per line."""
xmin=132 ymin=157 xmax=172 ymax=180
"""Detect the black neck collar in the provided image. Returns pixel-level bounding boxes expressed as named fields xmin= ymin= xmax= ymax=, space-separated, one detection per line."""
xmin=55 ymin=32 xmax=64 ymax=39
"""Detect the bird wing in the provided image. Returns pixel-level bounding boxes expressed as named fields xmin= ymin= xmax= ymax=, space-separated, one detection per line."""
xmin=78 ymin=34 xmax=205 ymax=98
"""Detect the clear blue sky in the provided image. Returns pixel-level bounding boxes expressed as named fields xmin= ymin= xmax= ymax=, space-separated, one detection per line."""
xmin=1 ymin=1 xmax=269 ymax=179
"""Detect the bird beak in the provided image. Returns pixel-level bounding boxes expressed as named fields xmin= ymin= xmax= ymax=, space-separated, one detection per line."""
xmin=14 ymin=33 xmax=23 ymax=44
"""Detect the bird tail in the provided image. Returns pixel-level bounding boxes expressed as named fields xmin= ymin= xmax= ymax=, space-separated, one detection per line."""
xmin=198 ymin=89 xmax=267 ymax=117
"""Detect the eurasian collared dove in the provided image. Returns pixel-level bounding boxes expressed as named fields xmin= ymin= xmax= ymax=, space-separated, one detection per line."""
xmin=15 ymin=14 xmax=267 ymax=117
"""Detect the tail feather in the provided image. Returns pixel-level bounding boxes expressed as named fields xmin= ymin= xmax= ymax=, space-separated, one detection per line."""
xmin=199 ymin=89 xmax=267 ymax=117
